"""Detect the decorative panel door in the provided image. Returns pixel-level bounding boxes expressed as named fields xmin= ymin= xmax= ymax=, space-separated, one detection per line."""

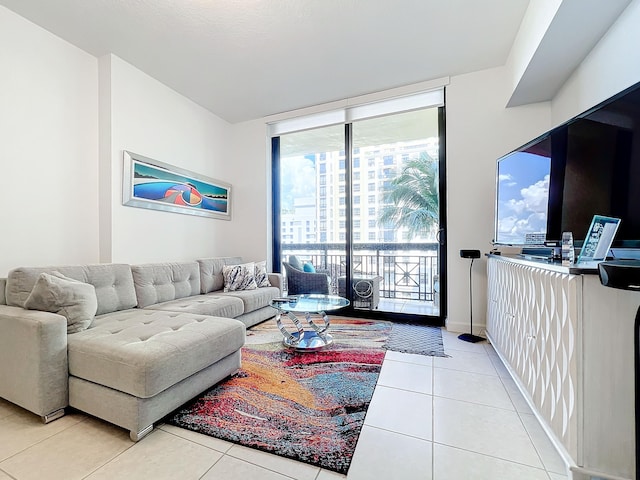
xmin=486 ymin=257 xmax=581 ymax=461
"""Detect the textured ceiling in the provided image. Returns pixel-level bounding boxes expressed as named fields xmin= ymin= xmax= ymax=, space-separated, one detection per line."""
xmin=0 ymin=0 xmax=531 ymax=123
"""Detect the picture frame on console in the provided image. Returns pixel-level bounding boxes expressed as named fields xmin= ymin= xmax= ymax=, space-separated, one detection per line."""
xmin=577 ymin=215 xmax=621 ymax=263
xmin=122 ymin=151 xmax=231 ymax=220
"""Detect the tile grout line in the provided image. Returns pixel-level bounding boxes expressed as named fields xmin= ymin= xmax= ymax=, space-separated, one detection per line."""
xmin=432 ymin=440 xmax=552 ymax=474
xmin=431 ymin=358 xmax=435 ymax=480
xmin=0 ymin=413 xmax=91 ymax=468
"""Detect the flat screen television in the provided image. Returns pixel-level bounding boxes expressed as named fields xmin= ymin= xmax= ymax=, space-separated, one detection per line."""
xmin=494 ymin=80 xmax=640 ymax=248
xmin=495 ymin=137 xmax=551 ymax=245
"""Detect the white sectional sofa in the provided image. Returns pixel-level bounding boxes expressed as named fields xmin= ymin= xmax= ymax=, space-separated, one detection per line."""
xmin=0 ymin=257 xmax=282 ymax=441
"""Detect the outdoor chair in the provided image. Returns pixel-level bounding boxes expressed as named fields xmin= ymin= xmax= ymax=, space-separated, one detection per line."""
xmin=283 ymin=261 xmax=330 ymax=295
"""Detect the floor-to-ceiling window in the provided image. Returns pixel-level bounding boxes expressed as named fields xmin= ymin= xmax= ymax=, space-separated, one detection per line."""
xmin=271 ymin=90 xmax=446 ymax=324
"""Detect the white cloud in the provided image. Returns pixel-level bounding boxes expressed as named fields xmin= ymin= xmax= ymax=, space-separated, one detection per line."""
xmin=498 ymin=175 xmax=550 ymax=242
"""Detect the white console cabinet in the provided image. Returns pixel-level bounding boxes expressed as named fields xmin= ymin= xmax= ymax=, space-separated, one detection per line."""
xmin=486 ymin=255 xmax=636 ymax=480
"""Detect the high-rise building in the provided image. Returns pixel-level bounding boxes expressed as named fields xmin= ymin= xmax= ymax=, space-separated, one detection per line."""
xmin=282 ymin=139 xmax=437 ymax=244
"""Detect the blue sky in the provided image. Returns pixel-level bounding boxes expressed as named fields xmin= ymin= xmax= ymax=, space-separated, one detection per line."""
xmin=496 ymin=151 xmax=551 ymax=244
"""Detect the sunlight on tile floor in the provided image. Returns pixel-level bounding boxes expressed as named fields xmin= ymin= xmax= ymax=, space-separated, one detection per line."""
xmin=0 ymin=330 xmax=569 ymax=480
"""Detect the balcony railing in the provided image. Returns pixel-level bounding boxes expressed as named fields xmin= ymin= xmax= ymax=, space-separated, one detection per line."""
xmin=281 ymin=242 xmax=439 ymax=302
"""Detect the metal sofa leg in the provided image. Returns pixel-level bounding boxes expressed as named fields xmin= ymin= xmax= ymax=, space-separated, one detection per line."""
xmin=41 ymin=408 xmax=65 ymax=424
xmin=130 ymin=424 xmax=153 ymax=442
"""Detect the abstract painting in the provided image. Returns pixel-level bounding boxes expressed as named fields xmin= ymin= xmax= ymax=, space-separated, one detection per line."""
xmin=122 ymin=151 xmax=231 ymax=220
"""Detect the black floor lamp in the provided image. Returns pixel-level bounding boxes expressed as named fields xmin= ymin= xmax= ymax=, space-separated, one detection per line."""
xmin=459 ymin=249 xmax=484 ymax=343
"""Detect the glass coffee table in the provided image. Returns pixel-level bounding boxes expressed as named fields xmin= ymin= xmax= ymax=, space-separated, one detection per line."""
xmin=270 ymin=294 xmax=349 ymax=351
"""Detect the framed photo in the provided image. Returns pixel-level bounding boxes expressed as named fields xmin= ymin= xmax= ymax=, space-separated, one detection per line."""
xmin=577 ymin=215 xmax=621 ymax=263
xmin=122 ymin=151 xmax=231 ymax=220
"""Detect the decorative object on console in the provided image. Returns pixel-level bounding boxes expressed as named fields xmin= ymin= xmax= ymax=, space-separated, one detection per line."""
xmin=122 ymin=151 xmax=231 ymax=220
xmin=577 ymin=215 xmax=621 ymax=263
xmin=458 ymin=249 xmax=484 ymax=343
xmin=561 ymin=231 xmax=575 ymax=266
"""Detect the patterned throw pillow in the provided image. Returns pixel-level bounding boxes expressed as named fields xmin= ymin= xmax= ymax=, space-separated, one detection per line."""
xmin=254 ymin=261 xmax=271 ymax=288
xmin=223 ymin=262 xmax=258 ymax=292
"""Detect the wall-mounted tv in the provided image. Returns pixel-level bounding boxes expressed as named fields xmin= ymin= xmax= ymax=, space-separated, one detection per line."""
xmin=495 ymin=138 xmax=551 ymax=245
xmin=494 ymin=80 xmax=640 ymax=247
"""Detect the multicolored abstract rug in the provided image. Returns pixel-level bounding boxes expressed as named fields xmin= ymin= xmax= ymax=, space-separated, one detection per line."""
xmin=166 ymin=317 xmax=392 ymax=474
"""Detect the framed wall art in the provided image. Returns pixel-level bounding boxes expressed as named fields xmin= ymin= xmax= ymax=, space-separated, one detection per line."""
xmin=123 ymin=151 xmax=231 ymax=220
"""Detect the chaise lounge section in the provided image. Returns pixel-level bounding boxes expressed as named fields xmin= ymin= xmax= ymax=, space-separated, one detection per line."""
xmin=0 ymin=257 xmax=282 ymax=441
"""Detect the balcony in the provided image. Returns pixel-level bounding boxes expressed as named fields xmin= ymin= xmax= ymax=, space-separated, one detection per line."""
xmin=280 ymin=242 xmax=440 ymax=316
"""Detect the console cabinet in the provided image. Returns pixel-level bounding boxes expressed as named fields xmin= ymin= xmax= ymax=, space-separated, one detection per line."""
xmin=486 ymin=255 xmax=636 ymax=480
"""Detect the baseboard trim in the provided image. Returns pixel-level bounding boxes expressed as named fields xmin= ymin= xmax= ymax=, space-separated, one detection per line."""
xmin=445 ymin=320 xmax=486 ymax=337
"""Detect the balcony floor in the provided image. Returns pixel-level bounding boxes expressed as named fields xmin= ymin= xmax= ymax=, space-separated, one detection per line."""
xmin=365 ymin=298 xmax=439 ymax=316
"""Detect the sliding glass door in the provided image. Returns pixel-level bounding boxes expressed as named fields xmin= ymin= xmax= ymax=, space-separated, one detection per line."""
xmin=274 ymin=124 xmax=347 ymax=298
xmin=272 ymin=105 xmax=446 ymax=324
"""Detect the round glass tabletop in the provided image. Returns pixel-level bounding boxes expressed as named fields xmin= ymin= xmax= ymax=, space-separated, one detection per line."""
xmin=270 ymin=294 xmax=349 ymax=313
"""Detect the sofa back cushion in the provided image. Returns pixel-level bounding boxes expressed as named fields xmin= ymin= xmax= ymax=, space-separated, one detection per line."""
xmin=6 ymin=264 xmax=137 ymax=315
xmin=131 ymin=262 xmax=201 ymax=308
xmin=0 ymin=278 xmax=6 ymax=305
xmin=197 ymin=257 xmax=243 ymax=293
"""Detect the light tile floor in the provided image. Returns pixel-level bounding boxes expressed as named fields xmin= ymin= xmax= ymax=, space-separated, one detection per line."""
xmin=0 ymin=330 xmax=569 ymax=480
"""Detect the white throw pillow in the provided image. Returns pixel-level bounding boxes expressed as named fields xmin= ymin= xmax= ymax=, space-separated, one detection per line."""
xmin=24 ymin=271 xmax=98 ymax=334
xmin=254 ymin=261 xmax=271 ymax=288
xmin=223 ymin=262 xmax=258 ymax=292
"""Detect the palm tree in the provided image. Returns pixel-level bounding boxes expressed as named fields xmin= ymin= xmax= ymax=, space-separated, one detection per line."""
xmin=379 ymin=153 xmax=439 ymax=240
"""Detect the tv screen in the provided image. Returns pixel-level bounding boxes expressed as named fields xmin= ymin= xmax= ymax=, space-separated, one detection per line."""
xmin=494 ymin=80 xmax=640 ymax=248
xmin=494 ymin=139 xmax=551 ymax=246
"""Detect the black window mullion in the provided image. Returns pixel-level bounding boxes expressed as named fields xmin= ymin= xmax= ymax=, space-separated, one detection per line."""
xmin=271 ymin=136 xmax=282 ymax=273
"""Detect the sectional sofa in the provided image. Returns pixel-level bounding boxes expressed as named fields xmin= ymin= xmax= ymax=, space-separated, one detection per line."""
xmin=0 ymin=257 xmax=282 ymax=441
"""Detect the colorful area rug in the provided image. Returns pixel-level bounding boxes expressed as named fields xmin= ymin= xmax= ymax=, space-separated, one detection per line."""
xmin=166 ymin=317 xmax=392 ymax=474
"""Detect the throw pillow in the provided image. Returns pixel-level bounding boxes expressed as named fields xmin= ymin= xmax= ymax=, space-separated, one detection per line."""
xmin=223 ymin=262 xmax=258 ymax=292
xmin=303 ymin=262 xmax=316 ymax=273
xmin=288 ymin=255 xmax=303 ymax=270
xmin=24 ymin=272 xmax=98 ymax=334
xmin=254 ymin=261 xmax=271 ymax=288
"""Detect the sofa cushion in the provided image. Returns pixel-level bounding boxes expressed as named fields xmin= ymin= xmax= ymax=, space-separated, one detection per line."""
xmin=144 ymin=293 xmax=244 ymax=318
xmin=0 ymin=278 xmax=6 ymax=305
xmin=24 ymin=272 xmax=98 ymax=333
xmin=197 ymin=257 xmax=243 ymax=294
xmin=131 ymin=262 xmax=200 ymax=308
xmin=6 ymin=264 xmax=137 ymax=315
xmin=68 ymin=310 xmax=245 ymax=398
xmin=288 ymin=255 xmax=303 ymax=270
xmin=223 ymin=262 xmax=257 ymax=292
xmin=219 ymin=286 xmax=281 ymax=314
xmin=254 ymin=261 xmax=271 ymax=288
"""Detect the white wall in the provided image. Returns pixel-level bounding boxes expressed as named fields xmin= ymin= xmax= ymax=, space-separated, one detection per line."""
xmin=0 ymin=7 xmax=99 ymax=276
xmin=445 ymin=67 xmax=551 ymax=333
xmin=551 ymin=0 xmax=640 ymax=125
xmin=220 ymin=119 xmax=273 ymax=264
xmin=103 ymin=55 xmax=235 ymax=264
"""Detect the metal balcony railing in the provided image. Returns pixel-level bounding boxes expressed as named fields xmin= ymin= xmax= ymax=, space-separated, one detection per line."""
xmin=281 ymin=242 xmax=439 ymax=301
